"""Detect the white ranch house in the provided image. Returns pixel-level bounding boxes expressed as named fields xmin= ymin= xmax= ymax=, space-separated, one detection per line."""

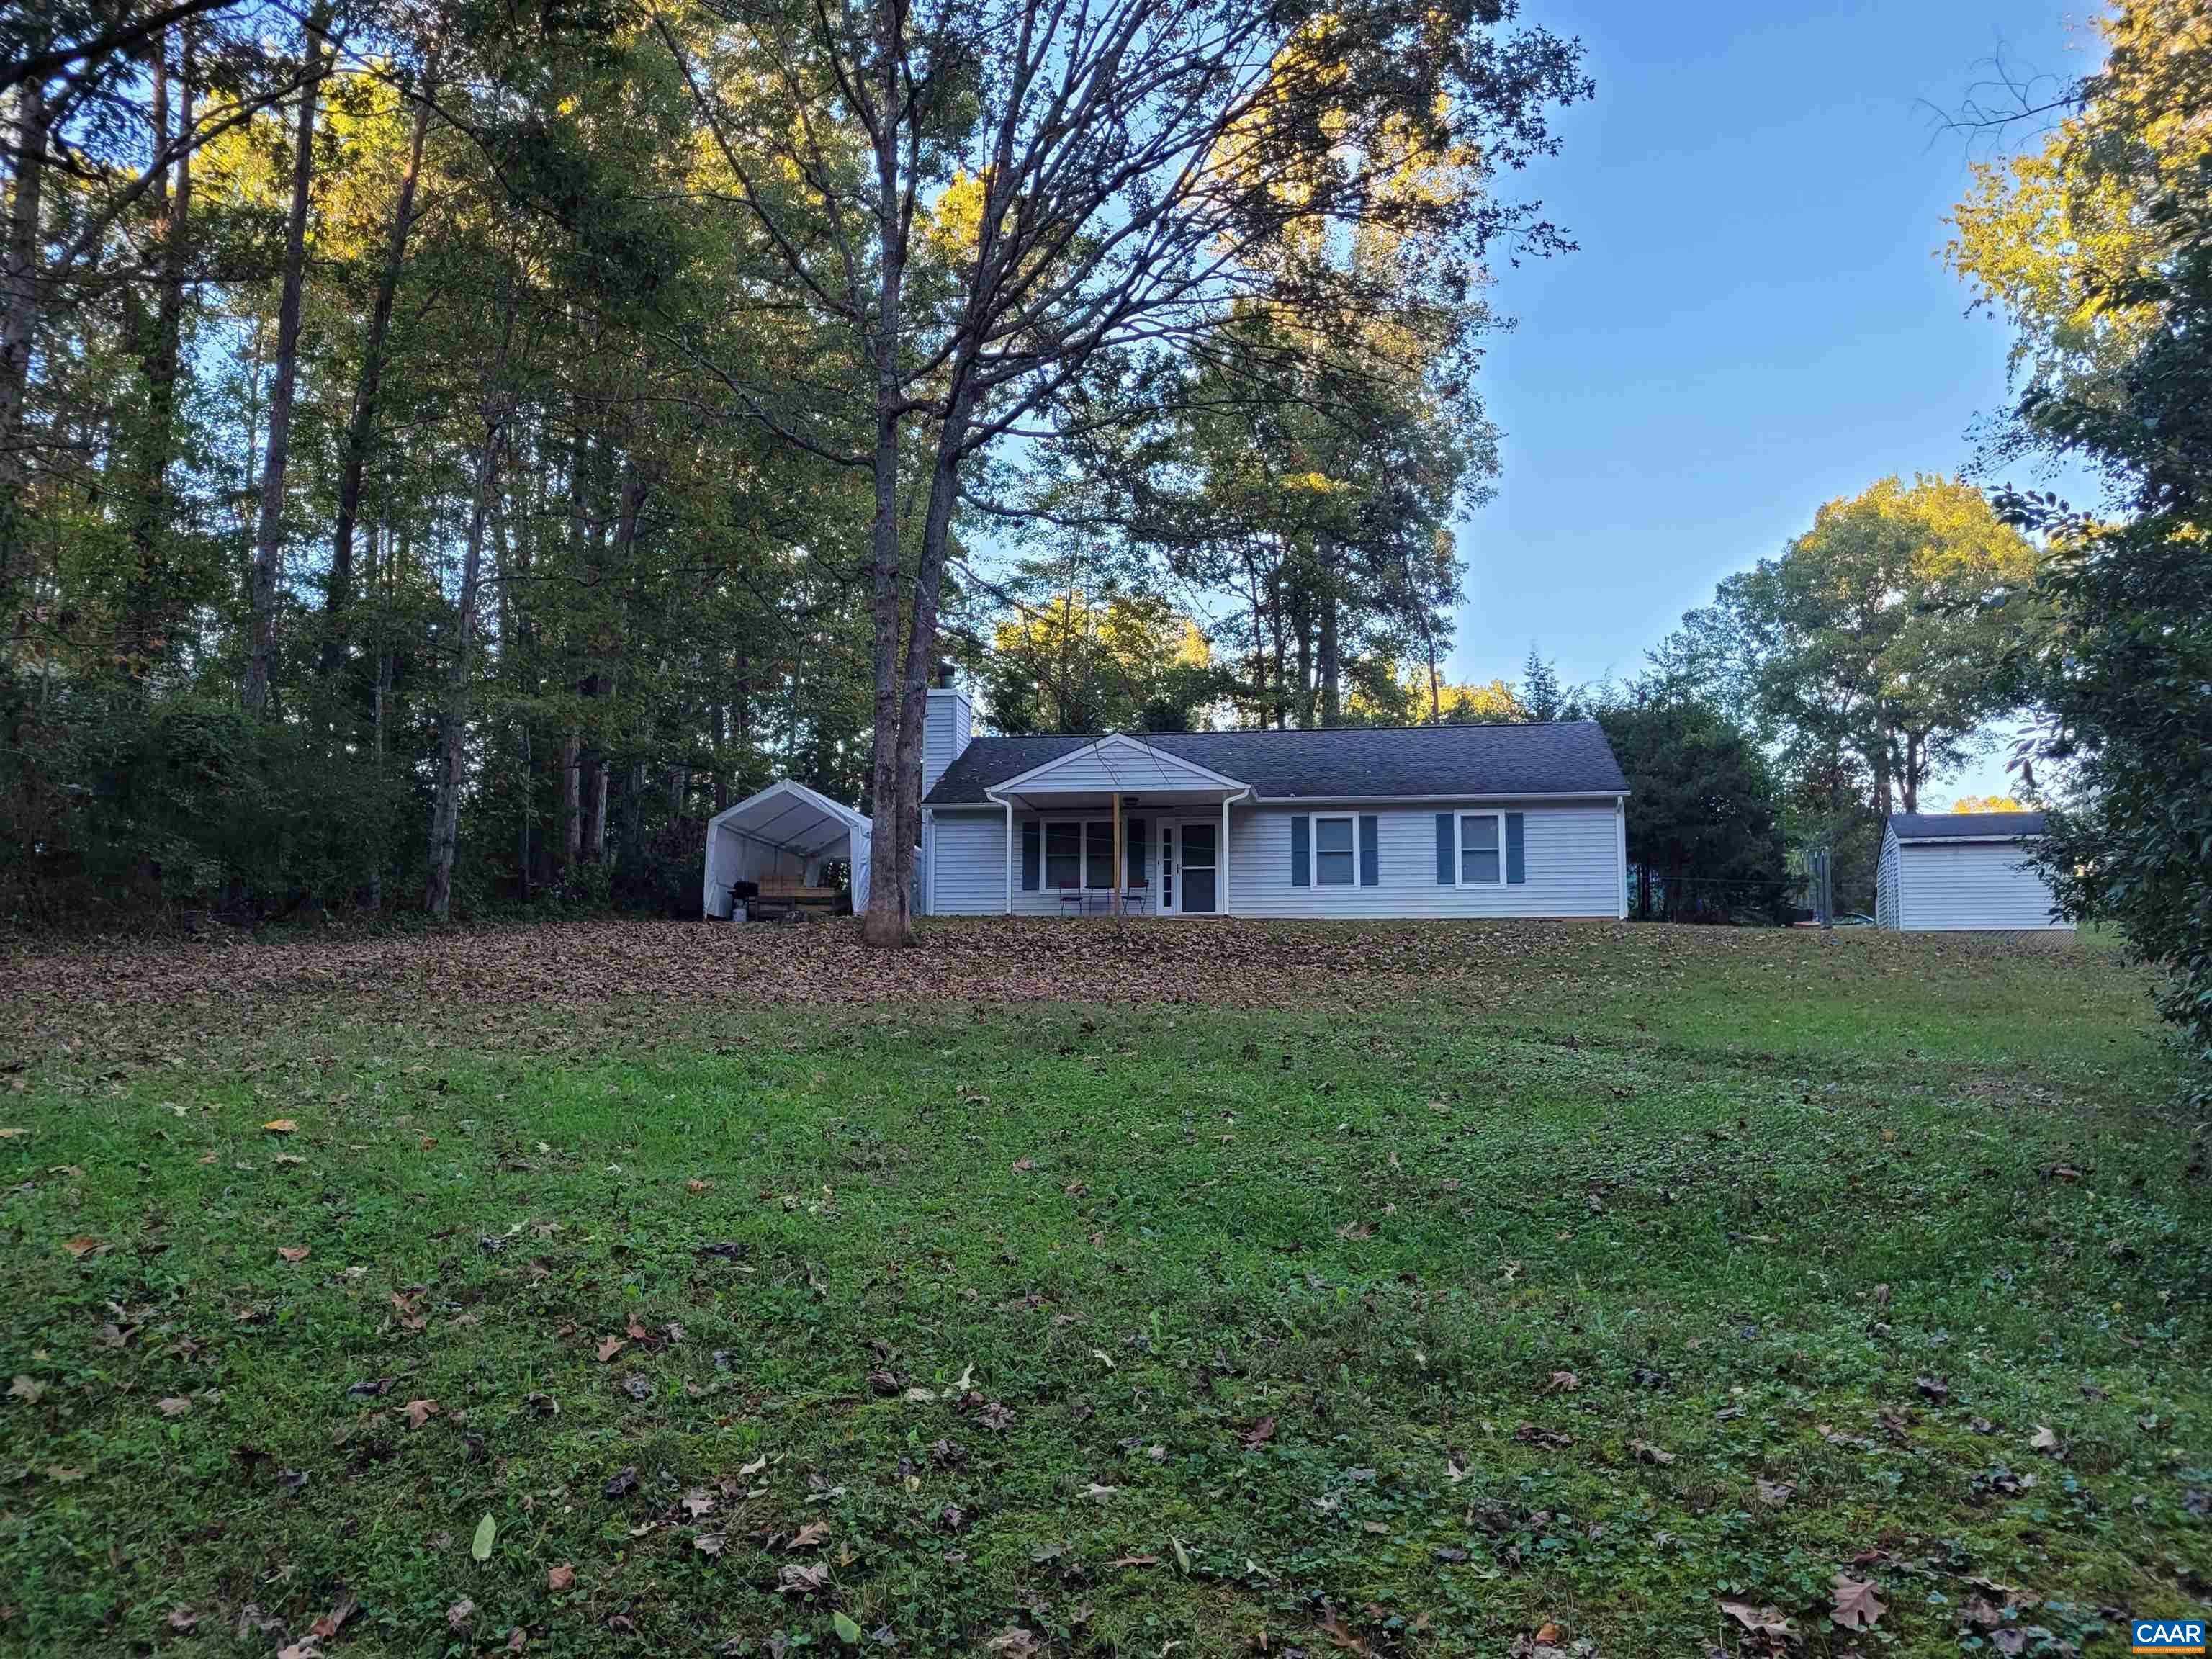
xmin=1875 ymin=811 xmax=2070 ymax=933
xmin=917 ymin=677 xmax=1631 ymax=919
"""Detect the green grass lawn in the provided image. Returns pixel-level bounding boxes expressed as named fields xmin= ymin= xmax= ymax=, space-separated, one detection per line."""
xmin=1 ymin=919 xmax=2206 ymax=1657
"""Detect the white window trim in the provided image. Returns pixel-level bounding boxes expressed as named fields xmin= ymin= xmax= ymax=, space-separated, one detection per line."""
xmin=1308 ymin=811 xmax=1360 ymax=891
xmin=1453 ymin=809 xmax=1506 ymax=888
xmin=1037 ymin=815 xmax=1146 ymax=893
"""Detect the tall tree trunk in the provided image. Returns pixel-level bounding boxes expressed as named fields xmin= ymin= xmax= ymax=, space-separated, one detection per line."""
xmin=561 ymin=727 xmax=581 ymax=871
xmin=0 ymin=78 xmax=50 ymax=597
xmin=121 ymin=35 xmax=192 ymax=662
xmin=325 ymin=54 xmax=433 ymax=679
xmin=857 ymin=0 xmax=914 ymax=949
xmin=243 ymin=6 xmax=331 ymax=716
xmin=1424 ymin=630 xmax=1442 ymax=723
xmin=368 ymin=507 xmax=391 ymax=910
xmin=883 ymin=392 xmax=978 ymax=938
xmin=424 ymin=283 xmax=516 ymax=919
xmin=1318 ymin=537 xmax=1341 ymax=727
xmin=517 ymin=720 xmax=533 ymax=902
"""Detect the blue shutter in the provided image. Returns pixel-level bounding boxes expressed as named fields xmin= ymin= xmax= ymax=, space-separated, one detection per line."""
xmin=1359 ymin=814 xmax=1379 ymax=886
xmin=1506 ymin=812 xmax=1526 ymax=884
xmin=1125 ymin=818 xmax=1148 ymax=886
xmin=1290 ymin=815 xmax=1310 ymax=887
xmin=1021 ymin=820 xmax=1039 ymax=890
xmin=1435 ymin=813 xmax=1454 ymax=884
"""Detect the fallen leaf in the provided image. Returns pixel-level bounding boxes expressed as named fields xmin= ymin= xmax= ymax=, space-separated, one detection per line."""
xmin=1010 ymin=1156 xmax=1038 ymax=1173
xmin=403 ymin=1398 xmax=439 ymax=1429
xmin=472 ymin=1514 xmax=497 ymax=1560
xmin=157 ymin=1396 xmax=192 ymax=1417
xmin=776 ymin=1561 xmax=830 ymax=1595
xmin=1720 ymin=1601 xmax=1795 ymax=1642
xmin=1754 ymin=1478 xmax=1796 ymax=1506
xmin=1081 ymin=1482 xmax=1119 ymax=1501
xmin=1628 ymin=1438 xmax=1676 ymax=1466
xmin=9 ymin=1375 xmax=45 ymax=1403
xmin=693 ymin=1532 xmax=724 ymax=1557
xmin=307 ymin=1596 xmax=357 ymax=1641
xmin=1545 ymin=1370 xmax=1579 ymax=1393
xmin=1533 ymin=1623 xmax=1563 ymax=1646
xmin=61 ymin=1236 xmax=100 ymax=1260
xmin=1316 ymin=1609 xmax=1370 ymax=1654
xmin=167 ymin=1609 xmax=198 ymax=1632
xmin=595 ymin=1336 xmax=624 ymax=1363
xmin=1241 ymin=1416 xmax=1277 ymax=1449
xmin=787 ymin=1520 xmax=830 ymax=1551
xmin=1105 ymin=1554 xmax=1160 ymax=1568
xmin=2029 ymin=1424 xmax=2062 ymax=1455
xmin=1831 ymin=1574 xmax=1885 ymax=1630
xmin=984 ymin=1630 xmax=1039 ymax=1657
xmin=447 ymin=1599 xmax=475 ymax=1631
xmin=603 ymin=1466 xmax=638 ymax=1498
xmin=833 ymin=1609 xmax=862 ymax=1645
xmin=277 ymin=1246 xmax=309 ymax=1263
xmin=547 ymin=1563 xmax=575 ymax=1591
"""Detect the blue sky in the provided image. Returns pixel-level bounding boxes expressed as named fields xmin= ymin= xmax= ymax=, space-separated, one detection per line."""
xmin=1454 ymin=0 xmax=2100 ymax=799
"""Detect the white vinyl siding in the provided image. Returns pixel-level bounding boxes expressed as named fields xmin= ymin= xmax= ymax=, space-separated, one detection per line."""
xmin=927 ymin=811 xmax=1159 ymax=915
xmin=1889 ymin=840 xmax=2069 ymax=932
xmin=926 ymin=802 xmax=1621 ymax=918
xmin=1230 ymin=802 xmax=1619 ymax=919
xmin=922 ymin=688 xmax=973 ymax=796
xmin=1874 ymin=824 xmax=1902 ymax=929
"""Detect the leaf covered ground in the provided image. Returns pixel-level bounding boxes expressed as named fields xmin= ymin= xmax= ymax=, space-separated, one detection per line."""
xmin=1 ymin=917 xmax=2207 ymax=1658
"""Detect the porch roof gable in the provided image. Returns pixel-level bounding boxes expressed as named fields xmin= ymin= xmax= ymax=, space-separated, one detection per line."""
xmin=984 ymin=733 xmax=1249 ymax=800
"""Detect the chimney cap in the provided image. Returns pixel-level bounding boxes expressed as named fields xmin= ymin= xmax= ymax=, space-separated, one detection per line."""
xmin=935 ymin=661 xmax=958 ymax=690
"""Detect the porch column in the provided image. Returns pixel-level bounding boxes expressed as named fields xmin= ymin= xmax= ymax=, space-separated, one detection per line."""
xmin=1112 ymin=793 xmax=1123 ymax=915
xmin=1220 ymin=793 xmax=1231 ymax=915
xmin=1003 ymin=798 xmax=1013 ymax=915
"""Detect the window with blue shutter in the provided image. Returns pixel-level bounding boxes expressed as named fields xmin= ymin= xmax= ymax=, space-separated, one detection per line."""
xmin=1359 ymin=815 xmax=1379 ymax=886
xmin=1290 ymin=816 xmax=1310 ymax=887
xmin=1021 ymin=820 xmax=1040 ymax=890
xmin=1125 ymin=818 xmax=1148 ymax=886
xmin=1506 ymin=812 xmax=1526 ymax=884
xmin=1313 ymin=815 xmax=1356 ymax=886
xmin=1435 ymin=814 xmax=1454 ymax=884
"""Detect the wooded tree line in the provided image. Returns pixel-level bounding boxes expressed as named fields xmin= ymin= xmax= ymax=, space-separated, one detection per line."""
xmin=0 ymin=0 xmax=1591 ymax=934
xmin=1946 ymin=0 xmax=2212 ymax=1064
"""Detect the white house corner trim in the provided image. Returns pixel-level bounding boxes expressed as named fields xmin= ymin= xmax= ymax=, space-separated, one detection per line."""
xmin=1616 ymin=796 xmax=1629 ymax=920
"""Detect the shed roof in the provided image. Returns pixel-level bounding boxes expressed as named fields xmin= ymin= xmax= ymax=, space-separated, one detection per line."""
xmin=923 ymin=721 xmax=1628 ymax=805
xmin=707 ymin=778 xmax=868 ymax=854
xmin=1890 ymin=811 xmax=2047 ymax=842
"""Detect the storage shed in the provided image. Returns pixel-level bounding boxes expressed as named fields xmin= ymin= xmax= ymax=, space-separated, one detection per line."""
xmin=702 ymin=780 xmax=873 ymax=919
xmin=1876 ymin=811 xmax=2070 ymax=932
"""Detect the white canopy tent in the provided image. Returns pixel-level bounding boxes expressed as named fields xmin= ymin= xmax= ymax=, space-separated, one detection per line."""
xmin=703 ymin=780 xmax=873 ymax=918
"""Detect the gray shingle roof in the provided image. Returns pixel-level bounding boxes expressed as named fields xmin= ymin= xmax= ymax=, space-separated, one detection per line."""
xmin=1890 ymin=811 xmax=2047 ymax=841
xmin=925 ymin=721 xmax=1629 ymax=805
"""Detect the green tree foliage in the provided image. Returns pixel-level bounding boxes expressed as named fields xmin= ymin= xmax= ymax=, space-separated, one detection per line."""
xmin=1655 ymin=475 xmax=2043 ymax=910
xmin=1598 ymin=691 xmax=1787 ymax=925
xmin=1951 ymin=3 xmax=2212 ymax=1063
xmin=0 ymin=0 xmax=1584 ymax=932
xmin=979 ymin=583 xmax=1224 ymax=736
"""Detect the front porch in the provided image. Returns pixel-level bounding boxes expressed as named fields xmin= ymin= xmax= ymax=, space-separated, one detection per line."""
xmin=981 ymin=735 xmax=1250 ymax=917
